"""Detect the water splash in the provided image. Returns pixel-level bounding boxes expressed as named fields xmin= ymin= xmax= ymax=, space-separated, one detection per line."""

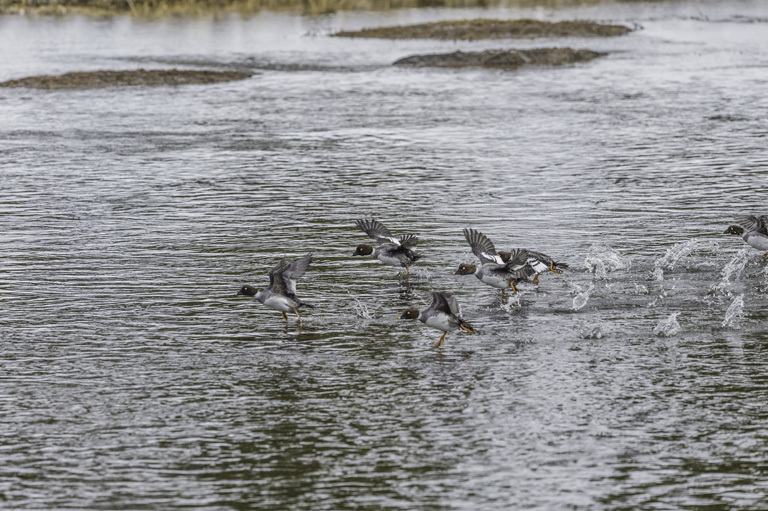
xmin=709 ymin=249 xmax=749 ymax=297
xmin=581 ymin=325 xmax=603 ymax=339
xmin=572 ymin=283 xmax=595 ymax=311
xmin=654 ymin=313 xmax=681 ymax=337
xmin=654 ymin=239 xmax=701 ymax=271
xmin=651 ymin=267 xmax=664 ymax=281
xmin=585 ymin=244 xmax=631 ymax=279
xmin=501 ymin=293 xmax=522 ymax=312
xmin=720 ymin=249 xmax=749 ymax=282
xmin=404 ymin=268 xmax=432 ymax=283
xmin=349 ymin=295 xmax=373 ymax=319
xmin=722 ymin=294 xmax=744 ymax=328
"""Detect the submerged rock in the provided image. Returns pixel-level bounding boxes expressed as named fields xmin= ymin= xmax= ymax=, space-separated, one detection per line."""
xmin=0 ymin=69 xmax=252 ymax=90
xmin=394 ymin=48 xmax=605 ymax=70
xmin=394 ymin=48 xmax=606 ymax=69
xmin=335 ymin=19 xmax=633 ymax=40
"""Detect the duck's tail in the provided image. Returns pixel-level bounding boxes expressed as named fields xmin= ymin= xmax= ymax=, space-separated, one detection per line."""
xmin=459 ymin=320 xmax=475 ymax=334
xmin=551 ymin=260 xmax=569 ymax=272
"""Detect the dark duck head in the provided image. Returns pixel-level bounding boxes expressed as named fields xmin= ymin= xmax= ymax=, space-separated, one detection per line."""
xmin=353 ymin=244 xmax=374 ymax=256
xmin=454 ymin=263 xmax=477 ymax=275
xmin=723 ymin=225 xmax=745 ymax=236
xmin=237 ymin=285 xmax=258 ymax=296
xmin=398 ymin=309 xmax=420 ymax=320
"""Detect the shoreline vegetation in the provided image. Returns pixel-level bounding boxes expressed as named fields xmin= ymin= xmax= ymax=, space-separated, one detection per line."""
xmin=0 ymin=0 xmax=646 ymax=17
xmin=0 ymin=69 xmax=252 ymax=89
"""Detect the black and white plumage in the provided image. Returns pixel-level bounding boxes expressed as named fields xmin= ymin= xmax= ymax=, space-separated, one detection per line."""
xmin=724 ymin=215 xmax=768 ymax=257
xmin=237 ymin=253 xmax=314 ymax=322
xmin=353 ymin=218 xmax=423 ymax=274
xmin=461 ymin=228 xmax=567 ymax=287
xmin=398 ymin=291 xmax=475 ymax=347
xmin=454 ymin=260 xmax=535 ymax=295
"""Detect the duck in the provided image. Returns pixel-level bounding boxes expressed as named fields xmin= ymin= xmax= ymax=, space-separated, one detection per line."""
xmin=237 ymin=253 xmax=314 ymax=322
xmin=461 ymin=228 xmax=567 ymax=287
xmin=724 ymin=215 xmax=768 ymax=257
xmin=398 ymin=291 xmax=475 ymax=347
xmin=454 ymin=261 xmax=535 ymax=296
xmin=353 ymin=218 xmax=423 ymax=275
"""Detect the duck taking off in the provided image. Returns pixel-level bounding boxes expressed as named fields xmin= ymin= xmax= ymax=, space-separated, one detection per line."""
xmin=461 ymin=228 xmax=567 ymax=287
xmin=724 ymin=215 xmax=768 ymax=258
xmin=238 ymin=253 xmax=314 ymax=322
xmin=353 ymin=218 xmax=423 ymax=275
xmin=398 ymin=291 xmax=475 ymax=347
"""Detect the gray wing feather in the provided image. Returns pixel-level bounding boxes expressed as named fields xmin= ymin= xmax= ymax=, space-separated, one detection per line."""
xmin=282 ymin=253 xmax=312 ymax=297
xmin=444 ymin=293 xmax=462 ymax=317
xmin=430 ymin=292 xmax=460 ymax=316
xmin=734 ymin=215 xmax=768 ymax=235
xmin=509 ymin=263 xmax=537 ymax=279
xmin=759 ymin=216 xmax=768 ymax=236
xmin=398 ymin=234 xmax=419 ymax=249
xmin=464 ymin=228 xmax=500 ymax=265
xmin=503 ymin=248 xmax=530 ymax=266
xmin=355 ymin=218 xmax=399 ymax=244
xmin=267 ymin=259 xmax=289 ymax=295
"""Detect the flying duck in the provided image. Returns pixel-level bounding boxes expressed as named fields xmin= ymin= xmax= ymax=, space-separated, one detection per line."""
xmin=237 ymin=253 xmax=314 ymax=322
xmin=461 ymin=228 xmax=567 ymax=286
xmin=724 ymin=215 xmax=768 ymax=258
xmin=353 ymin=218 xmax=423 ymax=275
xmin=398 ymin=291 xmax=475 ymax=347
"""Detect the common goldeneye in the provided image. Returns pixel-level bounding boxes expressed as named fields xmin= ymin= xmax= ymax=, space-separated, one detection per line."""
xmin=353 ymin=218 xmax=423 ymax=274
xmin=398 ymin=291 xmax=475 ymax=347
xmin=237 ymin=253 xmax=314 ymax=322
xmin=462 ymin=228 xmax=567 ymax=286
xmin=724 ymin=215 xmax=768 ymax=258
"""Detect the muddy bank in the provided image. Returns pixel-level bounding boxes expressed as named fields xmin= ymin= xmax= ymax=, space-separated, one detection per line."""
xmin=0 ymin=69 xmax=252 ymax=90
xmin=335 ymin=19 xmax=633 ymax=40
xmin=394 ymin=48 xmax=606 ymax=69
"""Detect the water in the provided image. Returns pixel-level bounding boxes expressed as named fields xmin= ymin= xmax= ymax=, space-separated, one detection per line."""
xmin=2 ymin=0 xmax=768 ymax=508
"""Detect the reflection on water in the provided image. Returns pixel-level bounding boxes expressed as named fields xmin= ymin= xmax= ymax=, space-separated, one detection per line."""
xmin=1 ymin=1 xmax=768 ymax=509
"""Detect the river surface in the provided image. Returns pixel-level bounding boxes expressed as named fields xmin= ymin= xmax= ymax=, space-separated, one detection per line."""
xmin=1 ymin=0 xmax=768 ymax=509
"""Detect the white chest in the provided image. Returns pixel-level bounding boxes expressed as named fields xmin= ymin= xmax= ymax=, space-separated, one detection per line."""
xmin=746 ymin=233 xmax=768 ymax=251
xmin=375 ymin=252 xmax=403 ymax=267
xmin=423 ymin=313 xmax=455 ymax=332
xmin=478 ymin=272 xmax=508 ymax=289
xmin=262 ymin=295 xmax=296 ymax=312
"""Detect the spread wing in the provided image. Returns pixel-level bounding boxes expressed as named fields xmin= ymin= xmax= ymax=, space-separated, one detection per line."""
xmin=355 ymin=218 xmax=399 ymax=244
xmin=267 ymin=259 xmax=290 ymax=295
xmin=398 ymin=234 xmax=419 ymax=250
xmin=482 ymin=259 xmax=536 ymax=279
xmin=282 ymin=253 xmax=312 ymax=297
xmin=734 ymin=215 xmax=768 ymax=235
xmin=500 ymin=248 xmax=529 ymax=267
xmin=464 ymin=228 xmax=503 ymax=265
xmin=427 ymin=291 xmax=461 ymax=317
xmin=509 ymin=248 xmax=551 ymax=274
xmin=444 ymin=293 xmax=462 ymax=317
xmin=504 ymin=261 xmax=537 ymax=279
